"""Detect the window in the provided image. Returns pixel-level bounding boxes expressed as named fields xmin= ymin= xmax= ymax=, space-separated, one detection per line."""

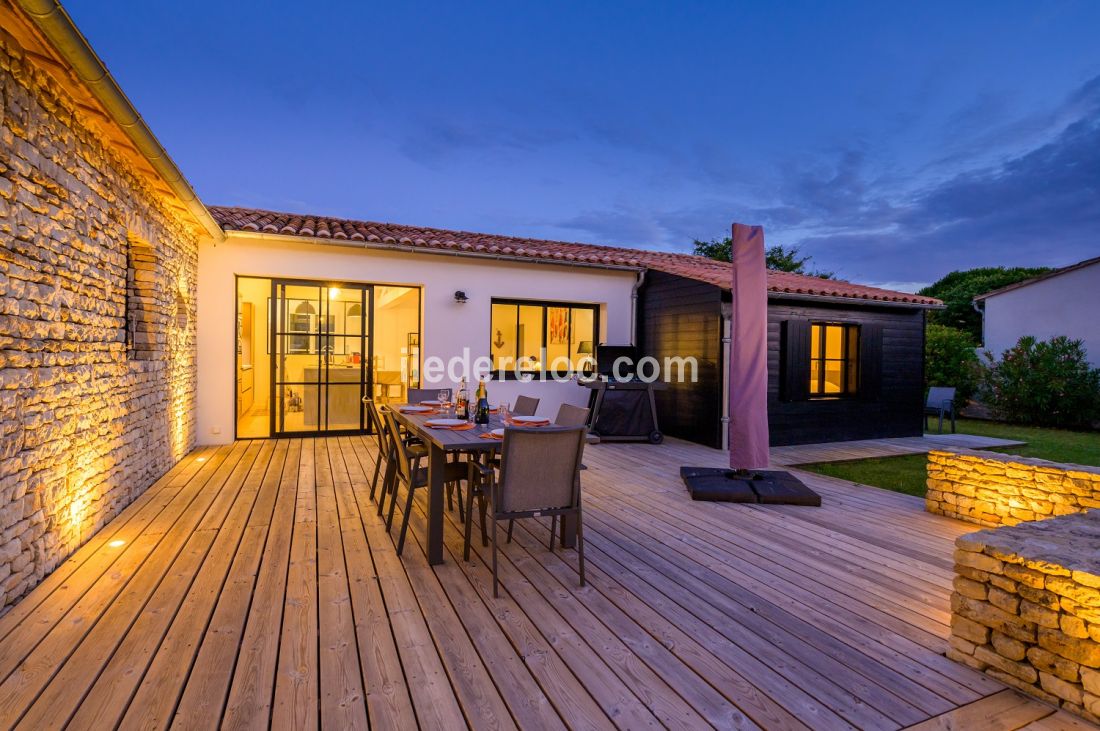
xmin=490 ymin=299 xmax=598 ymax=376
xmin=809 ymin=322 xmax=860 ymax=396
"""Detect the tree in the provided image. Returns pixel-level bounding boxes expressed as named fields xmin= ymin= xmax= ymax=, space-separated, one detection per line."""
xmin=982 ymin=336 xmax=1100 ymax=429
xmin=692 ymin=238 xmax=835 ymax=279
xmin=924 ymin=324 xmax=980 ymax=406
xmin=918 ymin=266 xmax=1052 ymax=341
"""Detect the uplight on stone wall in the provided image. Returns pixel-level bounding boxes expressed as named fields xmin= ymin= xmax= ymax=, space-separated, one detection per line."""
xmin=928 ymin=449 xmax=1100 ymax=527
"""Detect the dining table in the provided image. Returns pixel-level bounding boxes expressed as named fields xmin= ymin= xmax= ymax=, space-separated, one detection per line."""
xmin=388 ymin=408 xmax=578 ymax=565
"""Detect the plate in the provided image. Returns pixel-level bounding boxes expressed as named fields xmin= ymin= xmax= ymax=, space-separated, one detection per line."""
xmin=491 ymin=428 xmax=505 ymax=437
xmin=425 ymin=418 xmax=467 ymax=427
xmin=511 ymin=416 xmax=548 ymax=424
xmin=399 ymin=405 xmax=432 ymax=413
xmin=420 ymin=400 xmax=444 ymax=406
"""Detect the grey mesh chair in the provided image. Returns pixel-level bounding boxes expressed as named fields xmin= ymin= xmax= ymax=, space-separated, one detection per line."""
xmin=553 ymin=403 xmax=589 ymax=427
xmin=464 ymin=426 xmax=587 ymax=597
xmin=362 ymin=398 xmax=389 ymax=501
xmin=382 ymin=410 xmax=465 ymax=556
xmin=407 ymin=387 xmax=451 ymax=404
xmin=512 ymin=395 xmax=540 ymax=417
xmin=924 ymin=387 xmax=957 ymax=434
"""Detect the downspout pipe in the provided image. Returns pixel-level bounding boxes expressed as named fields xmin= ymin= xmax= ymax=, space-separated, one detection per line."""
xmin=15 ymin=0 xmax=224 ymax=242
xmin=630 ymin=269 xmax=646 ymax=346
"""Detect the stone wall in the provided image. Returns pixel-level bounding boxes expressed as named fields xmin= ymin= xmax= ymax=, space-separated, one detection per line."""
xmin=949 ymin=512 xmax=1100 ymax=723
xmin=0 ymin=33 xmax=198 ymax=611
xmin=927 ymin=449 xmax=1100 ymax=527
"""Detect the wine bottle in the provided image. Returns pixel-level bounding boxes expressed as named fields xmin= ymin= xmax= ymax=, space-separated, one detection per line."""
xmin=453 ymin=377 xmax=465 ymax=419
xmin=475 ymin=378 xmax=490 ymax=425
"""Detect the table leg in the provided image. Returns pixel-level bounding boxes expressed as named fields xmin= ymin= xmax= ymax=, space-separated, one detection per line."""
xmin=427 ymin=443 xmax=446 ymax=565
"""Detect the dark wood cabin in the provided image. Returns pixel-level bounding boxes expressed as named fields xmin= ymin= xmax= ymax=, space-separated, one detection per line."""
xmin=637 ymin=270 xmax=930 ymax=448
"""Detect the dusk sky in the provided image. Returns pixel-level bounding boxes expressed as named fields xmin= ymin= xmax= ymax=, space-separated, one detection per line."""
xmin=69 ymin=1 xmax=1100 ymax=291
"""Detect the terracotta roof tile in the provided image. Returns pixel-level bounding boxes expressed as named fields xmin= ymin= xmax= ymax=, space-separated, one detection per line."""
xmin=209 ymin=206 xmax=941 ymax=307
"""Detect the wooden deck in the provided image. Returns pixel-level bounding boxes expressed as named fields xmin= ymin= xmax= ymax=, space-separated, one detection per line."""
xmin=771 ymin=433 xmax=1028 ymax=466
xmin=0 ymin=436 xmax=1088 ymax=730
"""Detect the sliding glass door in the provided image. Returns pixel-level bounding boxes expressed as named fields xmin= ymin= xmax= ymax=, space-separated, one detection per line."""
xmin=271 ymin=280 xmax=372 ymax=436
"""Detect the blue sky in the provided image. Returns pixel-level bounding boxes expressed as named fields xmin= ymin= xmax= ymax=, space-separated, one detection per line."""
xmin=69 ymin=1 xmax=1100 ymax=290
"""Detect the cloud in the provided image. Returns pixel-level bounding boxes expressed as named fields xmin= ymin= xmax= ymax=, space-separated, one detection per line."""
xmin=550 ymin=73 xmax=1100 ymax=283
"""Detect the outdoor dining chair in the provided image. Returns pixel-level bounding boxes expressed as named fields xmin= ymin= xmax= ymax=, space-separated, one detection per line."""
xmin=553 ymin=403 xmax=589 ymax=427
xmin=924 ymin=386 xmax=957 ymax=434
xmin=382 ymin=409 xmax=466 ymax=556
xmin=464 ymin=425 xmax=587 ymax=597
xmin=512 ymin=395 xmax=540 ymax=416
xmin=407 ymin=387 xmax=451 ymax=404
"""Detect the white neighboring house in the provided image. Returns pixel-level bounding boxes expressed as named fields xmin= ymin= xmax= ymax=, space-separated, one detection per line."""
xmin=975 ymin=256 xmax=1100 ymax=366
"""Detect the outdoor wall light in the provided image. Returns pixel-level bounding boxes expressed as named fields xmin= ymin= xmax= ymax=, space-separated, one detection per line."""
xmin=454 ymin=290 xmax=469 ymax=304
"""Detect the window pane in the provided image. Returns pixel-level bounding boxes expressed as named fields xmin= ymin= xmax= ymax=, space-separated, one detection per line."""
xmin=517 ymin=305 xmax=544 ymax=371
xmin=846 ymin=325 xmax=860 ymax=393
xmin=491 ymin=303 xmax=518 ymax=370
xmin=811 ymin=324 xmax=822 ymax=358
xmin=545 ymin=307 xmax=569 ymax=374
xmin=570 ymin=307 xmax=595 ymax=370
xmin=824 ymin=324 xmax=843 ymax=359
xmin=824 ymin=361 xmax=843 ymax=393
xmin=809 ymin=360 xmax=821 ymax=394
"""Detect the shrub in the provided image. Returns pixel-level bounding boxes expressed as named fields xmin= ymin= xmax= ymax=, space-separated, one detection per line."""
xmin=983 ymin=336 xmax=1100 ymax=428
xmin=925 ymin=324 xmax=981 ymax=406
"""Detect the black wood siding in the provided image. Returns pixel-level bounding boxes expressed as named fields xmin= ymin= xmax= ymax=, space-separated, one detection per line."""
xmin=637 ymin=271 xmax=724 ymax=447
xmin=767 ymin=300 xmax=926 ymax=445
xmin=638 ymin=272 xmax=927 ymax=448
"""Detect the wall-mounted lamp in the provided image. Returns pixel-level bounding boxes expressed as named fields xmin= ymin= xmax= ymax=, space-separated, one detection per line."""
xmin=454 ymin=290 xmax=469 ymax=304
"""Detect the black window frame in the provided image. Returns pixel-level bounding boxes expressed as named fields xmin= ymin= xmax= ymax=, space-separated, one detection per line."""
xmin=808 ymin=321 xmax=860 ymax=398
xmin=489 ymin=297 xmax=599 ymax=379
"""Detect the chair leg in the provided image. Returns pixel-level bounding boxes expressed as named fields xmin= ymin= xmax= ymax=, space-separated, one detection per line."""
xmin=385 ymin=479 xmax=401 ymax=531
xmin=463 ymin=478 xmax=477 ymax=561
xmin=369 ymin=449 xmax=382 ymax=502
xmin=506 ymin=518 xmax=514 ymax=544
xmin=377 ymin=452 xmax=396 ymax=516
xmin=549 ymin=515 xmax=558 ymax=552
xmin=938 ymin=411 xmax=944 ymax=434
xmin=951 ymin=410 xmax=956 ymax=433
xmin=479 ymin=495 xmax=488 ymax=547
xmin=492 ymin=515 xmax=499 ymax=598
xmin=396 ymin=484 xmax=416 ymax=556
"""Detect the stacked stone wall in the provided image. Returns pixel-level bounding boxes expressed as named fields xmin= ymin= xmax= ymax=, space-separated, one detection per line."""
xmin=0 ymin=34 xmax=197 ymax=611
xmin=927 ymin=449 xmax=1100 ymax=526
xmin=950 ymin=513 xmax=1100 ymax=723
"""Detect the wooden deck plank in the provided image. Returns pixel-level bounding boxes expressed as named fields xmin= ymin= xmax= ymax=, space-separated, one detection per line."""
xmin=221 ymin=439 xmax=302 ymax=730
xmin=0 ymin=435 xmax=1093 ymax=730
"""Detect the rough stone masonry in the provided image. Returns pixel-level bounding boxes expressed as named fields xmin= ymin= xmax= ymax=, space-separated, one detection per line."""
xmin=0 ymin=33 xmax=198 ymax=612
xmin=927 ymin=448 xmax=1100 ymax=527
xmin=949 ymin=512 xmax=1100 ymax=723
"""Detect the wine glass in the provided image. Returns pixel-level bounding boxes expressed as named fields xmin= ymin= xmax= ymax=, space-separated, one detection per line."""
xmin=498 ymin=401 xmax=510 ymax=425
xmin=437 ymin=389 xmax=449 ymax=414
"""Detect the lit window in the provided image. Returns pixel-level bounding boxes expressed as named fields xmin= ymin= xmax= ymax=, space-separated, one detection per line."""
xmin=809 ymin=323 xmax=859 ymax=396
xmin=490 ymin=299 xmax=598 ymax=376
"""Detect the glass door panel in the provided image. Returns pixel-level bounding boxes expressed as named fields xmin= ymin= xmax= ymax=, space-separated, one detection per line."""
xmin=272 ymin=281 xmax=371 ymax=435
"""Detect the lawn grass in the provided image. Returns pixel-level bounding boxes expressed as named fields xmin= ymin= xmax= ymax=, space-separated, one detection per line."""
xmin=799 ymin=419 xmax=1100 ymax=497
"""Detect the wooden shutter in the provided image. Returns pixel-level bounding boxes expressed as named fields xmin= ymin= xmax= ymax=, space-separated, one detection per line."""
xmin=859 ymin=322 xmax=883 ymax=401
xmin=781 ymin=319 xmax=810 ymax=402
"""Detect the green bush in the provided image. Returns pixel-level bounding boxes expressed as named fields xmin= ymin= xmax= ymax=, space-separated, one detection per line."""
xmin=925 ymin=324 xmax=981 ymax=406
xmin=983 ymin=336 xmax=1100 ymax=428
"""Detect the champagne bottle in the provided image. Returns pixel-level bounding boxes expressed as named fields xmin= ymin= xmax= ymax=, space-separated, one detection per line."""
xmin=475 ymin=379 xmax=490 ymax=425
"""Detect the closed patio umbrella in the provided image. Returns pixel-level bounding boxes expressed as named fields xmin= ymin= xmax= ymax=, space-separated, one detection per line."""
xmin=728 ymin=223 xmax=770 ymax=470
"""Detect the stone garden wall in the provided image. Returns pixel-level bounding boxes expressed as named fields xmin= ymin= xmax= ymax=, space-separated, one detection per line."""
xmin=0 ymin=34 xmax=198 ymax=611
xmin=949 ymin=512 xmax=1100 ymax=723
xmin=927 ymin=449 xmax=1100 ymax=527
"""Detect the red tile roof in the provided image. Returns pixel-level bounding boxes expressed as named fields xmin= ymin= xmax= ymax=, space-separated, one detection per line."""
xmin=209 ymin=206 xmax=941 ymax=307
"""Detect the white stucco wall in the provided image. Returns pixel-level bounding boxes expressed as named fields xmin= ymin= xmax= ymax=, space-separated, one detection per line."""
xmin=197 ymin=233 xmax=639 ymax=444
xmin=981 ymin=260 xmax=1100 ymax=365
